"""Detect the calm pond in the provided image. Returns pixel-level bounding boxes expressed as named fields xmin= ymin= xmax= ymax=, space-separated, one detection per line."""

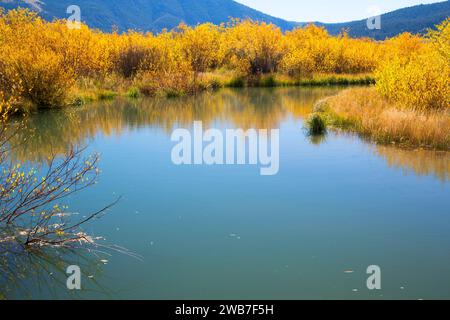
xmin=2 ymin=87 xmax=450 ymax=300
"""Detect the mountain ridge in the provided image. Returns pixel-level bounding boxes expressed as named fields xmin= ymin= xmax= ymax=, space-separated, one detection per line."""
xmin=1 ymin=0 xmax=449 ymax=39
xmin=318 ymin=1 xmax=450 ymax=39
xmin=0 ymin=0 xmax=298 ymax=32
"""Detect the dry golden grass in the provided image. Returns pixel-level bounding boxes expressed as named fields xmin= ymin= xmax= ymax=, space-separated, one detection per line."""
xmin=324 ymin=87 xmax=450 ymax=150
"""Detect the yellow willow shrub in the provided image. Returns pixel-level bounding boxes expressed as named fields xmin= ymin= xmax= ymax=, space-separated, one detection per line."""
xmin=281 ymin=30 xmax=314 ymax=77
xmin=223 ymin=20 xmax=286 ymax=75
xmin=428 ymin=18 xmax=450 ymax=64
xmin=281 ymin=49 xmax=315 ymax=78
xmin=0 ymin=9 xmax=76 ymax=107
xmin=0 ymin=59 xmax=17 ymax=103
xmin=177 ymin=23 xmax=225 ymax=79
xmin=282 ymin=25 xmax=335 ymax=76
xmin=110 ymin=31 xmax=166 ymax=78
xmin=376 ymin=51 xmax=449 ymax=110
xmin=0 ymin=91 xmax=14 ymax=120
xmin=44 ymin=22 xmax=112 ymax=78
xmin=286 ymin=25 xmax=331 ymax=73
xmin=381 ymin=32 xmax=424 ymax=63
xmin=135 ymin=31 xmax=195 ymax=96
xmin=29 ymin=13 xmax=112 ymax=79
xmin=282 ymin=25 xmax=380 ymax=76
xmin=376 ymin=20 xmax=450 ymax=111
xmin=2 ymin=46 xmax=75 ymax=107
xmin=325 ymin=36 xmax=379 ymax=73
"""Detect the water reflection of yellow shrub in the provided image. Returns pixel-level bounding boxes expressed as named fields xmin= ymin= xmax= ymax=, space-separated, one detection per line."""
xmin=10 ymin=87 xmax=449 ymax=180
xmin=10 ymin=88 xmax=339 ymax=161
xmin=374 ymin=145 xmax=450 ymax=182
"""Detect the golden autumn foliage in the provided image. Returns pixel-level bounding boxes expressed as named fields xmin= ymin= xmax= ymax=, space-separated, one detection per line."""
xmin=110 ymin=31 xmax=163 ymax=78
xmin=223 ymin=19 xmax=287 ymax=75
xmin=131 ymin=31 xmax=195 ymax=96
xmin=177 ymin=23 xmax=224 ymax=77
xmin=0 ymin=10 xmax=73 ymax=107
xmin=375 ymin=20 xmax=450 ymax=111
xmin=282 ymin=25 xmax=379 ymax=76
xmin=429 ymin=17 xmax=450 ymax=62
xmin=0 ymin=8 xmax=448 ymax=113
xmin=0 ymin=91 xmax=13 ymax=122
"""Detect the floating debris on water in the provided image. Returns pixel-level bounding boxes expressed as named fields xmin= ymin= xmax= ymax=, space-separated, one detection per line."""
xmin=344 ymin=270 xmax=354 ymax=274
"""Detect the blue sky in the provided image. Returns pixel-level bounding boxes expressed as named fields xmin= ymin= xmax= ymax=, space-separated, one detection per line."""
xmin=235 ymin=0 xmax=445 ymax=23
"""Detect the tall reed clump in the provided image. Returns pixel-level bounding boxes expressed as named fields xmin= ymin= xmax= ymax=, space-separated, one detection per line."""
xmin=306 ymin=113 xmax=328 ymax=135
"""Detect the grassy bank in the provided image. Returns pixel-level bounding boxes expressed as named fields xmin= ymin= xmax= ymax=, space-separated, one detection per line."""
xmin=255 ymin=73 xmax=375 ymax=87
xmin=204 ymin=71 xmax=374 ymax=88
xmin=314 ymin=88 xmax=450 ymax=150
xmin=66 ymin=72 xmax=375 ymax=106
